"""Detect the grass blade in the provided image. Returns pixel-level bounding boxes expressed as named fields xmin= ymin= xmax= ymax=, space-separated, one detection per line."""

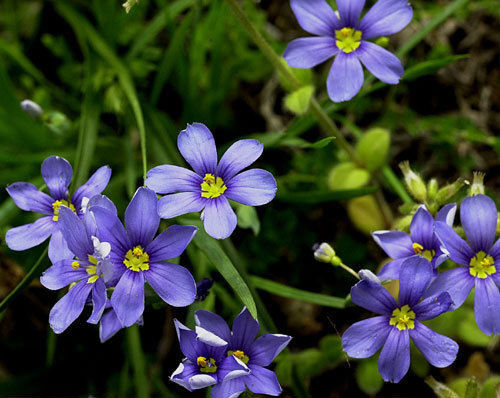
xmin=249 ymin=275 xmax=346 ymax=309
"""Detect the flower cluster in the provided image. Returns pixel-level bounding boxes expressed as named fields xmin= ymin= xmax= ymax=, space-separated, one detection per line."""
xmin=5 ymin=123 xmax=278 ymax=342
xmin=342 ymin=194 xmax=500 ymax=382
xmin=284 ymin=0 xmax=413 ymax=102
xmin=171 ymin=308 xmax=291 ymax=397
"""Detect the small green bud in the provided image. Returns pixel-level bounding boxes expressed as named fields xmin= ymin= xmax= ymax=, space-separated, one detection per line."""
xmin=427 ymin=179 xmax=438 ymax=201
xmin=469 ymin=172 xmax=485 ymax=196
xmin=327 ymin=162 xmax=370 ymax=190
xmin=42 ymin=111 xmax=71 ymax=135
xmin=347 ymin=195 xmax=386 ymax=235
xmin=375 ymin=37 xmax=389 ymax=47
xmin=313 ymin=243 xmax=335 ymax=263
xmin=356 ymin=127 xmax=390 ymax=172
xmin=435 ymin=177 xmax=466 ymax=204
xmin=399 ymin=161 xmax=427 ymax=202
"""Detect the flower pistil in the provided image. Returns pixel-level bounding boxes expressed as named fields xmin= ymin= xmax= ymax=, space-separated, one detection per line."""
xmin=389 ymin=305 xmax=416 ymax=331
xmin=335 ymin=27 xmax=362 ymax=53
xmin=227 ymin=349 xmax=249 ymax=364
xmin=52 ymin=199 xmax=76 ymax=221
xmin=201 ymin=173 xmax=227 ymax=199
xmin=412 ymin=242 xmax=435 ymax=262
xmin=197 ymin=356 xmax=218 ymax=373
xmin=469 ymin=251 xmax=496 ymax=279
xmin=123 ymin=246 xmax=150 ymax=272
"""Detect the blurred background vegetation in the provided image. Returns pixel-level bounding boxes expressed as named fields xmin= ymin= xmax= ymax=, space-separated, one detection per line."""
xmin=0 ymin=0 xmax=498 ymax=396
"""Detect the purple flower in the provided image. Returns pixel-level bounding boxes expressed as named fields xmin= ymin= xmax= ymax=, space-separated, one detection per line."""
xmin=342 ymin=256 xmax=458 ymax=383
xmin=145 ymin=123 xmax=277 ymax=239
xmin=195 ymin=308 xmax=292 ymax=397
xmin=39 ymin=206 xmax=113 ymax=333
xmin=283 ymin=0 xmax=413 ymax=102
xmin=91 ymin=186 xmax=197 ymax=327
xmin=425 ymin=194 xmax=500 ymax=336
xmin=372 ymin=204 xmax=456 ymax=281
xmin=170 ymin=319 xmax=250 ymax=394
xmin=6 ymin=156 xmax=111 ymax=263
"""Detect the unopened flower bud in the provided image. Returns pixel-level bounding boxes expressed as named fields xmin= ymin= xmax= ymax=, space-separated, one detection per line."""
xmin=469 ymin=172 xmax=485 ymax=196
xmin=195 ymin=278 xmax=214 ymax=302
xmin=427 ymin=178 xmax=438 ymax=201
xmin=399 ymin=161 xmax=427 ymax=202
xmin=394 ymin=214 xmax=413 ymax=232
xmin=359 ymin=269 xmax=381 ymax=284
xmin=375 ymin=37 xmax=389 ymax=47
xmin=313 ymin=243 xmax=335 ymax=263
xmin=435 ymin=177 xmax=466 ymax=205
xmin=21 ymin=99 xmax=43 ymax=118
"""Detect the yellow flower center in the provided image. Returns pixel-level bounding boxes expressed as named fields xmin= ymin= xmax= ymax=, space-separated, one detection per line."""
xmin=197 ymin=356 xmax=218 ymax=373
xmin=123 ymin=245 xmax=150 ymax=272
xmin=227 ymin=350 xmax=249 ymax=364
xmin=412 ymin=242 xmax=435 ymax=262
xmin=469 ymin=251 xmax=496 ymax=279
xmin=52 ymin=199 xmax=76 ymax=221
xmin=201 ymin=173 xmax=227 ymax=199
xmin=389 ymin=305 xmax=416 ymax=331
xmin=72 ymin=257 xmax=101 ymax=283
xmin=335 ymin=27 xmax=362 ymax=53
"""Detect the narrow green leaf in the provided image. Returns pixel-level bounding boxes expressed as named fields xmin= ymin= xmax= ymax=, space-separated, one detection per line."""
xmin=180 ymin=219 xmax=257 ymax=318
xmin=277 ymin=186 xmax=378 ymax=204
xmin=249 ymin=275 xmax=345 ymax=308
xmin=127 ymin=0 xmax=196 ymax=60
xmin=396 ymin=0 xmax=470 ymax=57
xmin=55 ymin=2 xmax=148 ymax=179
xmin=72 ymin=89 xmax=100 ymax=189
xmin=404 ymin=55 xmax=469 ymax=82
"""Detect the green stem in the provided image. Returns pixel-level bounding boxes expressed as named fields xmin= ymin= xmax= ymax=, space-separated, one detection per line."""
xmin=338 ymin=263 xmax=360 ymax=280
xmin=126 ymin=325 xmax=150 ymax=398
xmin=224 ymin=0 xmax=393 ymax=226
xmin=220 ymin=239 xmax=278 ymax=333
xmin=224 ymin=0 xmax=357 ymax=163
xmin=0 ymin=246 xmax=48 ymax=313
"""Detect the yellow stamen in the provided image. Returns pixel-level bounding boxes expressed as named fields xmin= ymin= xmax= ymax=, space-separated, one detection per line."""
xmin=123 ymin=245 xmax=150 ymax=272
xmin=197 ymin=356 xmax=218 ymax=373
xmin=88 ymin=255 xmax=98 ymax=265
xmin=86 ymin=265 xmax=97 ymax=275
xmin=87 ymin=275 xmax=99 ymax=284
xmin=52 ymin=199 xmax=76 ymax=221
xmin=201 ymin=173 xmax=227 ymax=199
xmin=71 ymin=261 xmax=80 ymax=270
xmin=227 ymin=349 xmax=249 ymax=365
xmin=412 ymin=242 xmax=435 ymax=262
xmin=389 ymin=305 xmax=416 ymax=331
xmin=469 ymin=251 xmax=496 ymax=279
xmin=335 ymin=27 xmax=362 ymax=53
